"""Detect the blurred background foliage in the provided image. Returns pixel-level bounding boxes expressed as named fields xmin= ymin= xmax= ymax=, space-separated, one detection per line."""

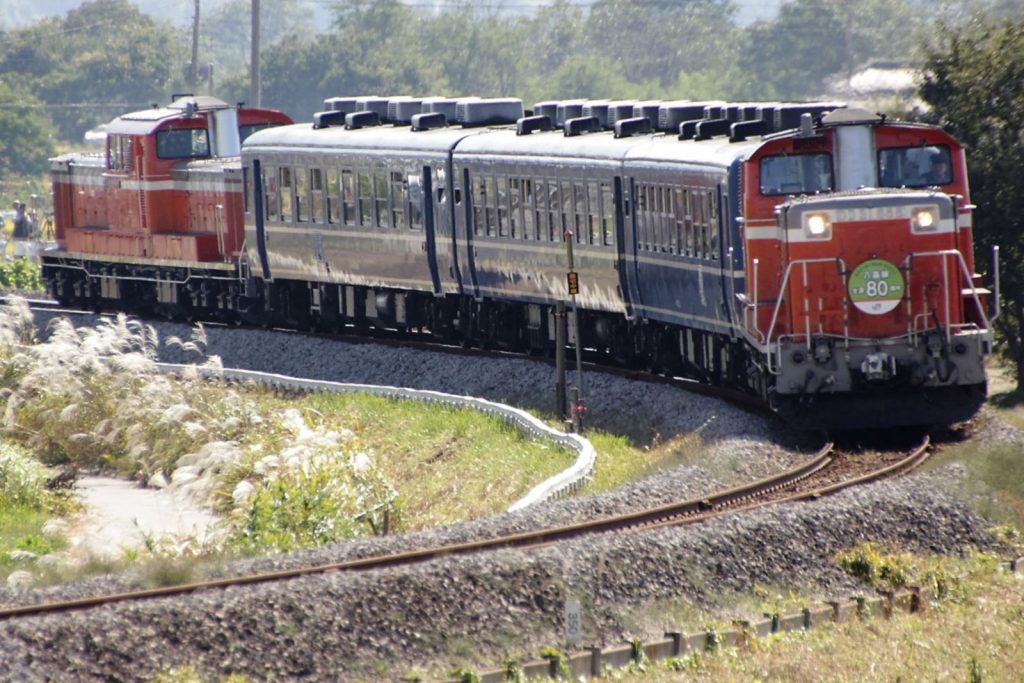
xmin=0 ymin=0 xmax=1019 ymax=153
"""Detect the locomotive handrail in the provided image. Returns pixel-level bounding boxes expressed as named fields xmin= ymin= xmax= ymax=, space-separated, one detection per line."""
xmin=760 ymin=248 xmax=991 ymax=376
xmin=762 ymin=256 xmax=846 ymax=375
xmin=900 ymin=248 xmax=990 ymax=343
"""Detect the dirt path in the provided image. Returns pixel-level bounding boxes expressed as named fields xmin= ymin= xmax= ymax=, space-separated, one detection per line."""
xmin=65 ymin=477 xmax=220 ymax=559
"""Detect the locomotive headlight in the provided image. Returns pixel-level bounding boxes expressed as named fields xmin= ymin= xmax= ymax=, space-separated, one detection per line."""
xmin=912 ymin=207 xmax=937 ymax=233
xmin=803 ymin=213 xmax=832 ymax=239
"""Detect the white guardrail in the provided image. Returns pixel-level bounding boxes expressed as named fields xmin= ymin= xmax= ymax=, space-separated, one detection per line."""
xmin=155 ymin=363 xmax=596 ymax=512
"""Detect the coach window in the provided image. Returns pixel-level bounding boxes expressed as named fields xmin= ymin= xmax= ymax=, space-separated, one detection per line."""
xmin=707 ymin=191 xmax=719 ymax=260
xmin=601 ymin=183 xmax=614 ymax=247
xmin=374 ymin=168 xmax=389 ymax=228
xmin=279 ymin=167 xmax=293 ymax=222
xmin=532 ymin=179 xmax=547 ymax=241
xmin=548 ymin=182 xmax=561 ymax=242
xmin=295 ymin=168 xmax=309 ymax=222
xmin=572 ymin=183 xmax=586 ymax=244
xmin=509 ymin=178 xmax=522 ymax=238
xmin=472 ymin=176 xmax=486 ymax=236
xmin=391 ymin=171 xmax=406 ymax=229
xmin=636 ymin=185 xmax=649 ymax=251
xmin=263 ymin=166 xmax=279 ymax=222
xmin=496 ymin=176 xmax=510 ymax=237
xmin=340 ymin=169 xmax=355 ymax=226
xmin=587 ymin=183 xmax=599 ymax=245
xmin=358 ymin=170 xmax=373 ymax=227
xmin=671 ymin=188 xmax=683 ymax=255
xmin=690 ymin=190 xmax=704 ymax=258
xmin=326 ymin=168 xmax=340 ymax=224
xmin=408 ymin=173 xmax=422 ymax=230
xmin=310 ymin=168 xmax=324 ymax=224
xmin=661 ymin=186 xmax=673 ymax=252
xmin=522 ymin=179 xmax=536 ymax=240
xmin=760 ymin=153 xmax=833 ymax=196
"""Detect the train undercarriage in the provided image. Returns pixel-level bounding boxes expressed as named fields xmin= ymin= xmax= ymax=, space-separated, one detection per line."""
xmin=40 ymin=255 xmax=986 ymax=431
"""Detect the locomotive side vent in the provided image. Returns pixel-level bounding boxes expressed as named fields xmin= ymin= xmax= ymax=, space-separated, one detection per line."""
xmin=456 ymin=98 xmax=524 ymax=127
xmin=614 ymin=116 xmax=653 ymax=139
xmin=659 ymin=101 xmax=718 ymax=133
xmin=606 ymin=101 xmax=637 ymax=128
xmin=694 ymin=118 xmax=731 ymax=140
xmin=632 ymin=101 xmax=662 ymax=129
xmin=555 ymin=100 xmax=585 ymax=127
xmin=346 ymin=111 xmax=381 ymax=130
xmin=421 ymin=97 xmax=459 ymax=121
xmin=563 ymin=116 xmax=601 ymax=137
xmin=411 ymin=112 xmax=448 ymax=131
xmin=532 ymin=101 xmax=559 ymax=127
xmin=581 ymin=101 xmax=611 ymax=129
xmin=313 ymin=110 xmax=348 ymax=129
xmin=323 ymin=97 xmax=361 ymax=114
xmin=516 ymin=115 xmax=555 ymax=136
xmin=388 ymin=97 xmax=423 ymax=125
xmin=356 ymin=96 xmax=390 ymax=122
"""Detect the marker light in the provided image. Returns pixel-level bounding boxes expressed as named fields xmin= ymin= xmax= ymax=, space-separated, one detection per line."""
xmin=804 ymin=213 xmax=832 ymax=239
xmin=912 ymin=207 xmax=937 ymax=233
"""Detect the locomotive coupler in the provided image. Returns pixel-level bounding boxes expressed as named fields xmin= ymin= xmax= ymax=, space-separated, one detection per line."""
xmin=861 ymin=353 xmax=896 ymax=381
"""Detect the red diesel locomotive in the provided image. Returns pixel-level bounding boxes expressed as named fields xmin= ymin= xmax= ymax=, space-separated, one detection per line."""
xmin=48 ymin=96 xmax=291 ymax=308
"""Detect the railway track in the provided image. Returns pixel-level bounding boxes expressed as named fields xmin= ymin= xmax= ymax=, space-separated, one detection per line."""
xmin=11 ymin=294 xmax=771 ymax=420
xmin=0 ymin=435 xmax=931 ymax=623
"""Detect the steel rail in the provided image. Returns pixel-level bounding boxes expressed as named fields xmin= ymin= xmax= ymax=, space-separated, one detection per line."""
xmin=0 ymin=443 xmax=834 ymax=622
xmin=0 ymin=437 xmax=932 ymax=622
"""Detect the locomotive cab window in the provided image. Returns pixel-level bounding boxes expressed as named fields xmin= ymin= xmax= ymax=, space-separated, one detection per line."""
xmin=760 ymin=153 xmax=833 ymax=196
xmin=878 ymin=145 xmax=953 ymax=188
xmin=156 ymin=128 xmax=210 ymax=160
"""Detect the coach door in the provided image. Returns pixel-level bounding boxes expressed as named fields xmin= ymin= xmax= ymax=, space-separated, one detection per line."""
xmin=716 ymin=181 xmax=736 ymax=334
xmin=617 ymin=176 xmax=642 ymax=317
xmin=419 ymin=166 xmax=443 ymax=295
xmin=453 ymin=166 xmax=480 ymax=299
xmin=428 ymin=163 xmax=460 ymax=295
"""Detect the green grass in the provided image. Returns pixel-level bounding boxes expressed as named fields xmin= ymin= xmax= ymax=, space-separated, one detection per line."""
xmin=613 ymin=555 xmax=1023 ymax=682
xmin=297 ymin=392 xmax=576 ymax=530
xmin=0 ymin=505 xmax=66 ymax=574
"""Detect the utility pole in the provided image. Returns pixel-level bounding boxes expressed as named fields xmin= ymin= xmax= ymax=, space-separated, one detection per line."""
xmin=189 ymin=0 xmax=201 ymax=92
xmin=564 ymin=226 xmax=585 ymax=433
xmin=250 ymin=0 xmax=261 ymax=107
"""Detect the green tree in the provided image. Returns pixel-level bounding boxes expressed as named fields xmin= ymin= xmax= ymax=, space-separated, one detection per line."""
xmin=0 ymin=80 xmax=56 ymax=176
xmin=919 ymin=17 xmax=1024 ymax=386
xmin=585 ymin=0 xmax=739 ymax=90
xmin=0 ymin=0 xmax=181 ymax=141
xmin=740 ymin=0 xmax=923 ymax=99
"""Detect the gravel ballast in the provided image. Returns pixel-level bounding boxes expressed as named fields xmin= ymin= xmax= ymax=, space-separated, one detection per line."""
xmin=0 ymin=311 xmax=1007 ymax=681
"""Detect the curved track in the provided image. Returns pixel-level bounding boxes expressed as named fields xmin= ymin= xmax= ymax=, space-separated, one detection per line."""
xmin=0 ymin=436 xmax=931 ymax=622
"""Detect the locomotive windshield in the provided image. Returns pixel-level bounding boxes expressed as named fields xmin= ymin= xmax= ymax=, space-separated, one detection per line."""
xmin=760 ymin=153 xmax=834 ymax=196
xmin=156 ymin=128 xmax=210 ymax=159
xmin=878 ymin=145 xmax=952 ymax=188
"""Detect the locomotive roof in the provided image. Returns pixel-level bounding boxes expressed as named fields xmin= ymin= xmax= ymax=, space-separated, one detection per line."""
xmin=242 ymin=119 xmax=764 ymax=168
xmin=105 ymin=96 xmax=242 ymax=137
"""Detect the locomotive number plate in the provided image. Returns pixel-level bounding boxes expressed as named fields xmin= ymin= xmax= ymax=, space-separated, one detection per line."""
xmin=848 ymin=259 xmax=904 ymax=315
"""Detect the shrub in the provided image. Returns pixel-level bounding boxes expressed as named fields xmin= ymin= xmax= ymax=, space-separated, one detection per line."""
xmin=0 ymin=440 xmax=58 ymax=510
xmin=0 ymin=260 xmax=43 ymax=292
